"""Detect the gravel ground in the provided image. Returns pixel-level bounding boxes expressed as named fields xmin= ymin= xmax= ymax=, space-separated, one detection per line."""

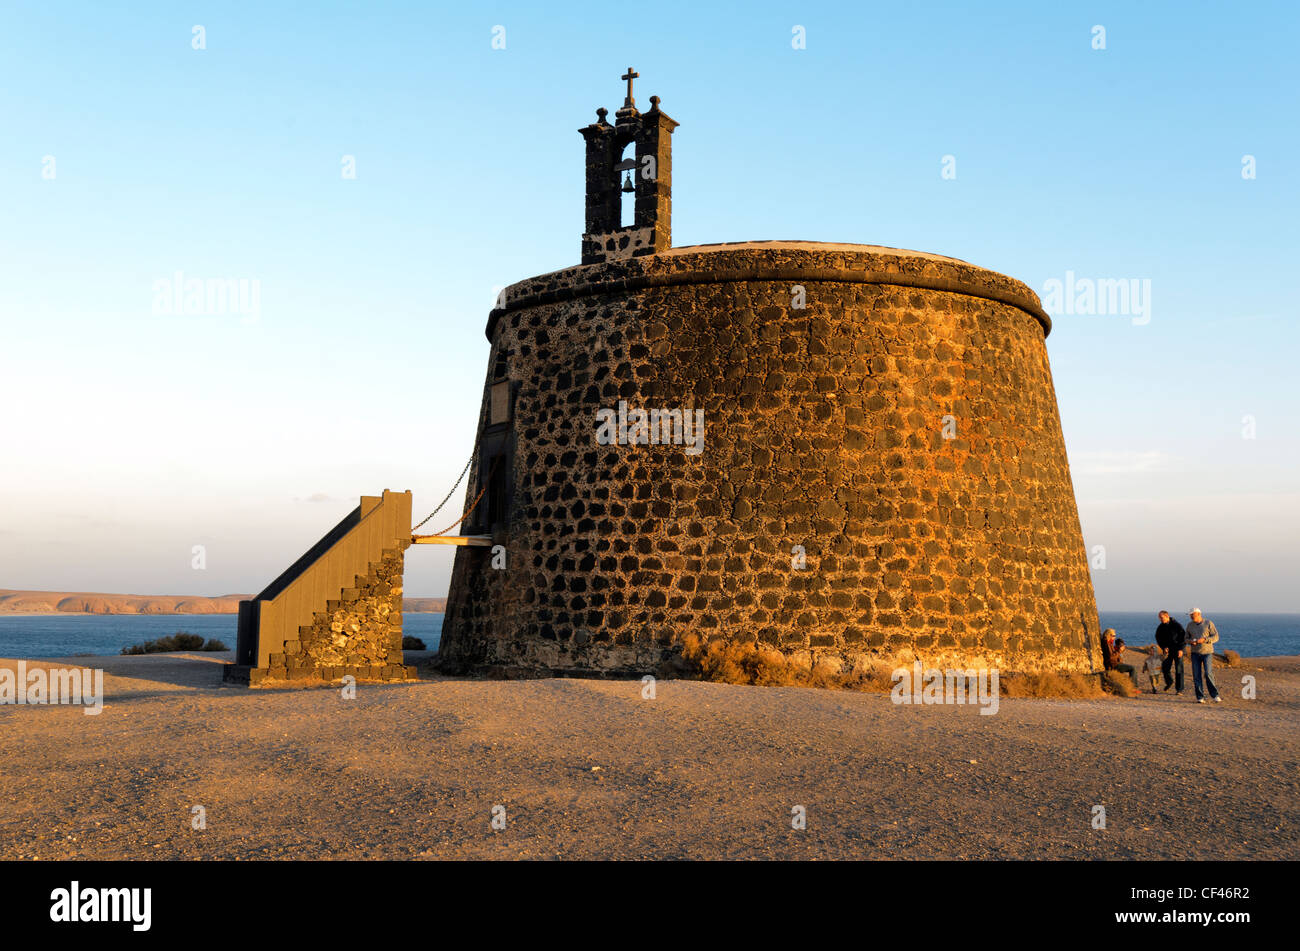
xmin=1 ymin=652 xmax=1297 ymax=860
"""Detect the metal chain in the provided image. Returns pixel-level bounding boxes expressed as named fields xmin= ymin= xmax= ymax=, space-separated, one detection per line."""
xmin=425 ymin=456 xmax=501 ymax=536
xmin=412 ymin=450 xmax=474 ymax=532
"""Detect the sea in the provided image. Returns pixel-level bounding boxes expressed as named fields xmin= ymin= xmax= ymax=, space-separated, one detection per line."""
xmin=1097 ymin=611 xmax=1299 ymax=657
xmin=0 ymin=613 xmax=445 ymax=659
xmin=0 ymin=611 xmax=1294 ymax=660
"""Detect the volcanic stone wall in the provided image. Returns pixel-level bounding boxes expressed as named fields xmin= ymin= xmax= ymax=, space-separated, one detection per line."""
xmin=440 ymin=242 xmax=1099 ymax=677
xmin=248 ymin=548 xmax=416 ymax=684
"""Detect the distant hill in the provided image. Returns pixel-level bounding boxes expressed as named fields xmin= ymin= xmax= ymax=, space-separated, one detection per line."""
xmin=0 ymin=589 xmax=447 ymax=615
xmin=402 ymin=598 xmax=448 ymax=613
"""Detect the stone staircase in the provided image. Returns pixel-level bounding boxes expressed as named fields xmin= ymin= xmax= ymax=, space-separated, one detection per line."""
xmin=224 ymin=489 xmax=417 ymax=686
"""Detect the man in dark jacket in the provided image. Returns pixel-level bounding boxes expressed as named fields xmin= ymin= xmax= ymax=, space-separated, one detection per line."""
xmin=1155 ymin=610 xmax=1186 ymax=694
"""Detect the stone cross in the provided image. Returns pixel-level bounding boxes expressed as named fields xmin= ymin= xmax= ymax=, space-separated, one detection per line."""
xmin=621 ymin=67 xmax=638 ymax=107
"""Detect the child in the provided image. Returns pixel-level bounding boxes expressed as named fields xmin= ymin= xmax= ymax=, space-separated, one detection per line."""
xmin=1142 ymin=644 xmax=1163 ymax=694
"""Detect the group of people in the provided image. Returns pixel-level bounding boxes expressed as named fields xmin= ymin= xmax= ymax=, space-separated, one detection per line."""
xmin=1101 ymin=609 xmax=1223 ymax=703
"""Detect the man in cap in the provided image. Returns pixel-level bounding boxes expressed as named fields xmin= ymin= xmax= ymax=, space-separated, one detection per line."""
xmin=1184 ymin=608 xmax=1222 ymax=704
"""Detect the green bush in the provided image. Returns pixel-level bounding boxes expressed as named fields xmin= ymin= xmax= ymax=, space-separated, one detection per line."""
xmin=121 ymin=632 xmax=227 ymax=655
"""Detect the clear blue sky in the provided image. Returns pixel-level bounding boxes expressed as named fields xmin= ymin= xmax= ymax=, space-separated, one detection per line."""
xmin=1 ymin=1 xmax=1296 ymax=611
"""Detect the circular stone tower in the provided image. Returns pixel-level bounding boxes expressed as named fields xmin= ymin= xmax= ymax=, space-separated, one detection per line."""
xmin=438 ymin=75 xmax=1099 ymax=678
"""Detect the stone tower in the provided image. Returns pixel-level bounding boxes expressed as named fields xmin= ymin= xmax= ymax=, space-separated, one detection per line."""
xmin=438 ymin=72 xmax=1099 ymax=678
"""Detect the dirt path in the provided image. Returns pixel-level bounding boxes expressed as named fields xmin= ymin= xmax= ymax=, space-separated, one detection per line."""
xmin=1 ymin=653 xmax=1297 ymax=860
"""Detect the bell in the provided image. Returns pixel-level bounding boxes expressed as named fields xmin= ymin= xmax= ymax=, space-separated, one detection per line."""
xmin=621 ymin=172 xmax=635 ymax=193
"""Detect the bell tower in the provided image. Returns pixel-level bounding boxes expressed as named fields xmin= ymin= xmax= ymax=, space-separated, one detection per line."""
xmin=578 ymin=68 xmax=678 ymax=265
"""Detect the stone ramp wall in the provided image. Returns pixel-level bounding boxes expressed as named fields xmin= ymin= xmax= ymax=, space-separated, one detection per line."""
xmin=254 ymin=547 xmax=414 ymax=684
xmin=225 ymin=491 xmax=417 ymax=687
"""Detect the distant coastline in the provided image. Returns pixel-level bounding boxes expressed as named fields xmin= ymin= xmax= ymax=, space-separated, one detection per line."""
xmin=0 ymin=589 xmax=446 ymax=615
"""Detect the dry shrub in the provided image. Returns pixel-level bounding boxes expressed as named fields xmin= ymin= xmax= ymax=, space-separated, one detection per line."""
xmin=120 ymin=632 xmax=224 ymax=655
xmin=999 ymin=670 xmax=1105 ymax=699
xmin=999 ymin=670 xmax=1139 ymax=700
xmin=675 ymin=637 xmax=1139 ymax=701
xmin=677 ymin=635 xmax=895 ymax=691
xmin=1100 ymin=671 xmax=1140 ymax=697
xmin=679 ymin=634 xmax=801 ymax=686
xmin=838 ymin=663 xmax=900 ymax=693
xmin=1220 ymin=650 xmax=1241 ymax=667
